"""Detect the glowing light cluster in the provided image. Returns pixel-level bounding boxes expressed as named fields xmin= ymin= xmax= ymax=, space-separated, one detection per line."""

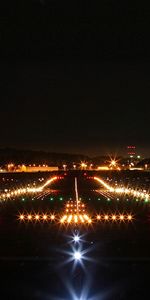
xmin=96 ymin=213 xmax=133 ymax=221
xmin=60 ymin=214 xmax=92 ymax=224
xmin=0 ymin=176 xmax=58 ymax=201
xmin=19 ymin=213 xmax=55 ymax=221
xmin=65 ymin=200 xmax=85 ymax=214
xmin=60 ymin=199 xmax=92 ymax=224
xmin=94 ymin=177 xmax=150 ymax=201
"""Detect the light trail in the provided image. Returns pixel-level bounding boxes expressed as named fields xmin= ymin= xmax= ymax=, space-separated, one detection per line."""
xmin=0 ymin=176 xmax=58 ymax=201
xmin=75 ymin=177 xmax=79 ymax=213
xmin=94 ymin=176 xmax=150 ymax=201
xmin=95 ymin=190 xmax=114 ymax=200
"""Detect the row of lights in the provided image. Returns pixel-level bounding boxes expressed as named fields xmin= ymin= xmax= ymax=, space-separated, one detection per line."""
xmin=60 ymin=214 xmax=92 ymax=224
xmin=18 ymin=213 xmax=133 ymax=223
xmin=97 ymin=197 xmax=149 ymax=203
xmin=96 ymin=214 xmax=133 ymax=221
xmin=0 ymin=177 xmax=58 ymax=201
xmin=19 ymin=214 xmax=55 ymax=221
xmin=94 ymin=177 xmax=150 ymax=200
xmin=66 ymin=203 xmax=85 ymax=207
xmin=65 ymin=201 xmax=85 ymax=214
xmin=19 ymin=213 xmax=91 ymax=224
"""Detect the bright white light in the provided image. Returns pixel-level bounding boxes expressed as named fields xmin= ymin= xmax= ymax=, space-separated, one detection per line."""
xmin=73 ymin=235 xmax=80 ymax=242
xmin=74 ymin=251 xmax=81 ymax=260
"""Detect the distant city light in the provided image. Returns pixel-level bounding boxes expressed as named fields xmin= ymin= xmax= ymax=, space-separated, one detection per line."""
xmin=110 ymin=159 xmax=117 ymax=166
xmin=80 ymin=162 xmax=87 ymax=169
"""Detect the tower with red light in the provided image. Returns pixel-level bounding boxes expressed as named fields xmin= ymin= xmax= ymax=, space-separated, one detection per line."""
xmin=127 ymin=145 xmax=136 ymax=158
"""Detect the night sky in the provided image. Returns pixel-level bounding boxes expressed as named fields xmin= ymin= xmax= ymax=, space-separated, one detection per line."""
xmin=1 ymin=1 xmax=150 ymax=157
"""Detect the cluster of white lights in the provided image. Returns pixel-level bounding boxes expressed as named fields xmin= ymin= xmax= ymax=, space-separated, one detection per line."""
xmin=94 ymin=177 xmax=150 ymax=201
xmin=19 ymin=213 xmax=55 ymax=221
xmin=96 ymin=214 xmax=133 ymax=221
xmin=0 ymin=177 xmax=58 ymax=201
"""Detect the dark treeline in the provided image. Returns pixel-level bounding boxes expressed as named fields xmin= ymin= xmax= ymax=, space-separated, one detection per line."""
xmin=0 ymin=148 xmax=90 ymax=166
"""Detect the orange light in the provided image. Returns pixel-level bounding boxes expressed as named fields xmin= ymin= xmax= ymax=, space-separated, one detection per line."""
xmin=19 ymin=214 xmax=24 ymax=220
xmin=88 ymin=219 xmax=92 ymax=224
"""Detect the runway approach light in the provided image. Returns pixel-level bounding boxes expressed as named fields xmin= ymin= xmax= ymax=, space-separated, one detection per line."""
xmin=74 ymin=251 xmax=82 ymax=260
xmin=73 ymin=235 xmax=80 ymax=242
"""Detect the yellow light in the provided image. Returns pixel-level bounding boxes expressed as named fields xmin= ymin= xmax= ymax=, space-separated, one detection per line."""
xmin=43 ymin=215 xmax=47 ymax=220
xmin=60 ymin=215 xmax=67 ymax=223
xmin=112 ymin=215 xmax=117 ymax=221
xmin=104 ymin=215 xmax=109 ymax=220
xmin=51 ymin=215 xmax=55 ymax=220
xmin=83 ymin=214 xmax=88 ymax=220
xmin=74 ymin=215 xmax=78 ymax=223
xmin=35 ymin=214 xmax=40 ymax=220
xmin=97 ymin=215 xmax=101 ymax=220
xmin=110 ymin=159 xmax=117 ymax=166
xmin=115 ymin=188 xmax=123 ymax=193
xmin=28 ymin=214 xmax=32 ymax=220
xmin=119 ymin=215 xmax=124 ymax=220
xmin=81 ymin=162 xmax=87 ymax=169
xmin=20 ymin=214 xmax=24 ymax=220
xmin=79 ymin=215 xmax=84 ymax=223
xmin=67 ymin=214 xmax=72 ymax=223
xmin=127 ymin=215 xmax=132 ymax=221
xmin=94 ymin=176 xmax=150 ymax=201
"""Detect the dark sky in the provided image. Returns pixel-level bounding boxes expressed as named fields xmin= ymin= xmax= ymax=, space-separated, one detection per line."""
xmin=0 ymin=1 xmax=150 ymax=157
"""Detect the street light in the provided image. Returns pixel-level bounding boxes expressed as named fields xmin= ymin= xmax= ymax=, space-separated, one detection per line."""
xmin=63 ymin=164 xmax=67 ymax=171
xmin=81 ymin=162 xmax=87 ymax=170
